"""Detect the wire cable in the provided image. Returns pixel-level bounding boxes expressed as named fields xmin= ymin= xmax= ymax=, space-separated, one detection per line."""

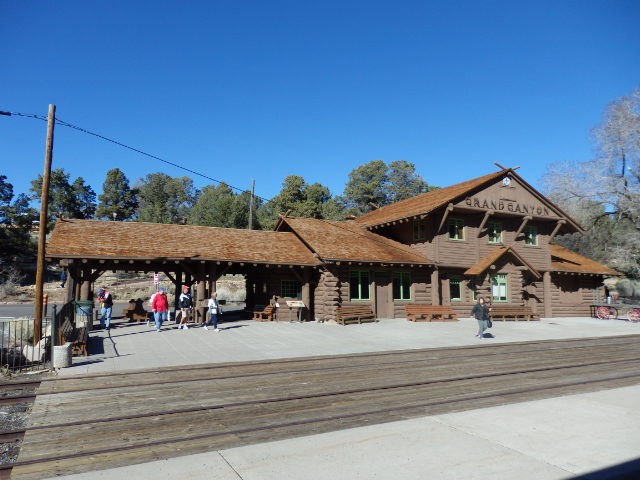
xmin=1 ymin=109 xmax=270 ymax=202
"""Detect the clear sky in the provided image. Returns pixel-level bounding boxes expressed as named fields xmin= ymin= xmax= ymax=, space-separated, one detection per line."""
xmin=1 ymin=0 xmax=639 ymax=204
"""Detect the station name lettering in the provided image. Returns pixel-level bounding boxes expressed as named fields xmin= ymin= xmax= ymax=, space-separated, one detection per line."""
xmin=465 ymin=197 xmax=550 ymax=216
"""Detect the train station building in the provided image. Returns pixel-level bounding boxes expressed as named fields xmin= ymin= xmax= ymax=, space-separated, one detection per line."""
xmin=46 ymin=167 xmax=618 ymax=321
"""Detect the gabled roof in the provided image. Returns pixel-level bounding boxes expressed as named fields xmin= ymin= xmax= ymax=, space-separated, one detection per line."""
xmin=356 ymin=170 xmax=504 ymax=227
xmin=464 ymin=246 xmax=541 ymax=278
xmin=278 ymin=217 xmax=432 ymax=265
xmin=355 ymin=168 xmax=584 ymax=233
xmin=550 ymin=244 xmax=620 ymax=275
xmin=46 ymin=219 xmax=322 ymax=266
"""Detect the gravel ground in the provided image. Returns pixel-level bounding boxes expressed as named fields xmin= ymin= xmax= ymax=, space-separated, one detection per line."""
xmin=0 ymin=372 xmax=52 ymax=466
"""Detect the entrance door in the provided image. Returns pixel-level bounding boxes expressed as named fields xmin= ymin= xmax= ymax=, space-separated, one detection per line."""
xmin=375 ymin=272 xmax=392 ymax=319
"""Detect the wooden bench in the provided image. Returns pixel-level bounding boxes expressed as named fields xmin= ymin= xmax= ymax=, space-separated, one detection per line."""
xmin=490 ymin=305 xmax=540 ymax=321
xmin=253 ymin=305 xmax=275 ymax=321
xmin=122 ymin=300 xmax=151 ymax=323
xmin=59 ymin=318 xmax=88 ymax=356
xmin=405 ymin=304 xmax=458 ymax=322
xmin=335 ymin=305 xmax=376 ymax=325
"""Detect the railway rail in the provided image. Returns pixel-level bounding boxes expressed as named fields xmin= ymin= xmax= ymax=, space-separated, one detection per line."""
xmin=5 ymin=335 xmax=640 ymax=479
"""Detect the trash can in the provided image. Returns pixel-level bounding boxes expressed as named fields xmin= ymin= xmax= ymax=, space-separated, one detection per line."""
xmin=74 ymin=300 xmax=94 ymax=331
xmin=53 ymin=343 xmax=72 ymax=369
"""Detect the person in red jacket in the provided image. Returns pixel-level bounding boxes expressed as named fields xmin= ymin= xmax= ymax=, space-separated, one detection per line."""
xmin=151 ymin=287 xmax=169 ymax=332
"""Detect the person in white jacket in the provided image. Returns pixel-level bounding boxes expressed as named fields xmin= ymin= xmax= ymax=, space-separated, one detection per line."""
xmin=205 ymin=292 xmax=221 ymax=331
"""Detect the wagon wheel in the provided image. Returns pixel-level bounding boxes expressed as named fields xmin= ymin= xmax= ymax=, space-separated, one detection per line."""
xmin=626 ymin=308 xmax=640 ymax=323
xmin=596 ymin=306 xmax=617 ymax=319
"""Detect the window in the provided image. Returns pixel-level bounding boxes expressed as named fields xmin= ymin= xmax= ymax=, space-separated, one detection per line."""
xmin=492 ymin=274 xmax=508 ymax=302
xmin=449 ymin=279 xmax=462 ymax=301
xmin=524 ymin=226 xmax=538 ymax=246
xmin=488 ymin=222 xmax=502 ymax=244
xmin=281 ymin=280 xmax=301 ymax=298
xmin=393 ymin=272 xmax=411 ymax=300
xmin=448 ymin=218 xmax=465 ymax=241
xmin=350 ymin=271 xmax=370 ymax=300
xmin=413 ymin=219 xmax=426 ymax=241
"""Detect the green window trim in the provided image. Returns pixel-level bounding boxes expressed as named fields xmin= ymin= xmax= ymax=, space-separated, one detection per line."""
xmin=524 ymin=225 xmax=538 ymax=246
xmin=488 ymin=222 xmax=502 ymax=244
xmin=393 ymin=272 xmax=412 ymax=300
xmin=413 ymin=219 xmax=426 ymax=241
xmin=491 ymin=274 xmax=508 ymax=302
xmin=448 ymin=218 xmax=465 ymax=241
xmin=349 ymin=270 xmax=370 ymax=300
xmin=281 ymin=279 xmax=301 ymax=299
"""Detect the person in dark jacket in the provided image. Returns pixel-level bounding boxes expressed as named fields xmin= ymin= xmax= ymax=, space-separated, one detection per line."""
xmin=178 ymin=285 xmax=193 ymax=330
xmin=471 ymin=297 xmax=490 ymax=339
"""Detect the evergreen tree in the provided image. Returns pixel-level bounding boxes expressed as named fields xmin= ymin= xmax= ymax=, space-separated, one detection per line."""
xmin=96 ymin=168 xmax=138 ymax=221
xmin=136 ymin=173 xmax=196 ymax=224
xmin=387 ymin=160 xmax=429 ymax=203
xmin=30 ymin=168 xmax=96 ymax=231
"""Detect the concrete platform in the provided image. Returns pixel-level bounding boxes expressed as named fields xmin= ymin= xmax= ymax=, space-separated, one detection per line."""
xmin=47 ymin=316 xmax=640 ymax=479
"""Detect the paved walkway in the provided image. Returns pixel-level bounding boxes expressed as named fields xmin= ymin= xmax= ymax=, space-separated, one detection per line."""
xmin=48 ymin=316 xmax=640 ymax=479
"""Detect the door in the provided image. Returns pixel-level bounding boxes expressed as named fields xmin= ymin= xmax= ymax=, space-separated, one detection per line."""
xmin=375 ymin=272 xmax=392 ymax=319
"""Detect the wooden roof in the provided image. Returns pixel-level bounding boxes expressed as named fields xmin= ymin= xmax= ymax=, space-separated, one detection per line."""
xmin=464 ymin=246 xmax=541 ymax=278
xmin=279 ymin=217 xmax=432 ymax=265
xmin=46 ymin=219 xmax=322 ymax=266
xmin=356 ymin=170 xmax=504 ymax=227
xmin=355 ymin=168 xmax=584 ymax=233
xmin=550 ymin=244 xmax=620 ymax=275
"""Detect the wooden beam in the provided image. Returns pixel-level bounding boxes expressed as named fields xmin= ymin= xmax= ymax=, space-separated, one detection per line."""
xmin=437 ymin=203 xmax=455 ymax=233
xmin=477 ymin=210 xmax=494 ymax=235
xmin=514 ymin=216 xmax=532 ymax=238
xmin=549 ymin=219 xmax=567 ymax=241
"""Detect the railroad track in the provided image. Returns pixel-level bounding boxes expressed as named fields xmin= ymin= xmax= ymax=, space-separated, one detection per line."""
xmin=6 ymin=335 xmax=640 ymax=479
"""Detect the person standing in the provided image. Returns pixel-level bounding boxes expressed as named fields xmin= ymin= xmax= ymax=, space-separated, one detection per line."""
xmin=471 ymin=297 xmax=490 ymax=339
xmin=97 ymin=287 xmax=113 ymax=331
xmin=152 ymin=287 xmax=169 ymax=332
xmin=178 ymin=285 xmax=193 ymax=330
xmin=205 ymin=292 xmax=221 ymax=332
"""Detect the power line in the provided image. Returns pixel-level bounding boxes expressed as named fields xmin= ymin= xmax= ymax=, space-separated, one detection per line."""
xmin=1 ymin=109 xmax=271 ymax=203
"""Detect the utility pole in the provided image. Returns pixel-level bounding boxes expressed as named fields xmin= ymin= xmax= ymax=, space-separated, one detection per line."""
xmin=248 ymin=179 xmax=255 ymax=230
xmin=34 ymin=104 xmax=56 ymax=344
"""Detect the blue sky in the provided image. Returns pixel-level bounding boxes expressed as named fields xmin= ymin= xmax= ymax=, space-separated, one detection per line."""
xmin=1 ymin=0 xmax=639 ymax=205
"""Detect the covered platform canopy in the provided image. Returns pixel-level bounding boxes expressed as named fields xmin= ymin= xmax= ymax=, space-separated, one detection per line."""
xmin=46 ymin=219 xmax=323 ymax=320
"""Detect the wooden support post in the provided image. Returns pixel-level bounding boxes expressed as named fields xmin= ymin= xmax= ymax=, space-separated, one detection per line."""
xmin=431 ymin=269 xmax=440 ymax=305
xmin=34 ymin=104 xmax=56 ymax=344
xmin=543 ymin=271 xmax=552 ymax=318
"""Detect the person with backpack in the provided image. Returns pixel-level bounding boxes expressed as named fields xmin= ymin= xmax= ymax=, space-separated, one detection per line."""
xmin=178 ymin=285 xmax=193 ymax=330
xmin=97 ymin=287 xmax=114 ymax=331
xmin=471 ymin=296 xmax=490 ymax=339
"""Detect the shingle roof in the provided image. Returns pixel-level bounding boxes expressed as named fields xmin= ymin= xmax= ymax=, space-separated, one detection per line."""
xmin=550 ymin=244 xmax=620 ymax=275
xmin=464 ymin=246 xmax=540 ymax=278
xmin=280 ymin=217 xmax=432 ymax=265
xmin=356 ymin=170 xmax=505 ymax=227
xmin=46 ymin=219 xmax=322 ymax=266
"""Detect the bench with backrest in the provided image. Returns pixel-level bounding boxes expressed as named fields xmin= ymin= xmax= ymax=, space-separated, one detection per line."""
xmin=122 ymin=299 xmax=151 ymax=323
xmin=253 ymin=305 xmax=275 ymax=321
xmin=335 ymin=305 xmax=376 ymax=325
xmin=405 ymin=304 xmax=458 ymax=322
xmin=59 ymin=317 xmax=89 ymax=356
xmin=489 ymin=305 xmax=540 ymax=321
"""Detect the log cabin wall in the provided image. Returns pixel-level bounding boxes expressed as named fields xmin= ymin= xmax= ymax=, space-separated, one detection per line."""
xmin=314 ymin=269 xmax=340 ymax=322
xmin=551 ymin=274 xmax=600 ymax=317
